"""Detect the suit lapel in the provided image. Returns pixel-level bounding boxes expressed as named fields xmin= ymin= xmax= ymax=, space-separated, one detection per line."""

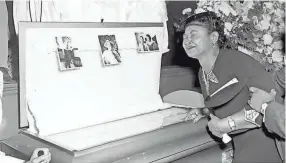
xmin=198 ymin=69 xmax=208 ymax=99
xmin=202 ymin=51 xmax=247 ymax=108
xmin=205 ymin=80 xmax=246 ymax=108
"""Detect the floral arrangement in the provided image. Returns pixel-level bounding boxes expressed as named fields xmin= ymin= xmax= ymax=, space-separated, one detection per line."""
xmin=178 ymin=0 xmax=285 ymax=72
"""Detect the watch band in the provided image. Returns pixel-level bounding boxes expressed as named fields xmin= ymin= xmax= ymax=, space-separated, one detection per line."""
xmin=227 ymin=116 xmax=236 ymax=131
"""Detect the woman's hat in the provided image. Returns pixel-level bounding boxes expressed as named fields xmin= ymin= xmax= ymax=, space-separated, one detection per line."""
xmin=174 ymin=11 xmax=218 ymax=32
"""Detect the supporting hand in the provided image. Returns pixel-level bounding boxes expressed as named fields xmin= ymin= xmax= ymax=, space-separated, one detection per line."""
xmin=26 ymin=148 xmax=51 ymax=163
xmin=248 ymin=87 xmax=276 ymax=112
xmin=208 ymin=114 xmax=231 ymax=138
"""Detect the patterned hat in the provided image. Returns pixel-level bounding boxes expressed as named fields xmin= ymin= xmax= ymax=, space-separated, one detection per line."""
xmin=174 ymin=11 xmax=218 ymax=32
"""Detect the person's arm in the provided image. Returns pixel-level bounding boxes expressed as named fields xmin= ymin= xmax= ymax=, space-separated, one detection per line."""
xmin=247 ymin=86 xmax=285 ymax=138
xmin=209 ymin=51 xmax=282 ymax=136
xmin=208 ymin=109 xmax=260 ymax=137
xmin=264 ymin=101 xmax=285 ymax=138
xmin=227 ymin=51 xmax=283 ymax=132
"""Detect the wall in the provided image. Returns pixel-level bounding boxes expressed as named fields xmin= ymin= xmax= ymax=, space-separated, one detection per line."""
xmin=6 ymin=1 xmax=201 ymax=82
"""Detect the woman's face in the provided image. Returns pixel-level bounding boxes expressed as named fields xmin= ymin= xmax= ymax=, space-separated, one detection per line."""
xmin=183 ymin=24 xmax=213 ymax=59
xmin=139 ymin=36 xmax=144 ymax=43
xmin=105 ymin=41 xmax=111 ymax=49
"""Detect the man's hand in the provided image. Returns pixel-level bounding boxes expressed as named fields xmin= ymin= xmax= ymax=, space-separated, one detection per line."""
xmin=26 ymin=148 xmax=51 ymax=163
xmin=208 ymin=114 xmax=231 ymax=138
xmin=248 ymin=87 xmax=276 ymax=112
xmin=185 ymin=108 xmax=205 ymax=123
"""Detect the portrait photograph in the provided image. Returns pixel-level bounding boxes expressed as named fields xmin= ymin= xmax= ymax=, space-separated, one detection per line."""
xmin=98 ymin=35 xmax=121 ymax=66
xmin=135 ymin=32 xmax=160 ymax=53
xmin=55 ymin=36 xmax=82 ymax=71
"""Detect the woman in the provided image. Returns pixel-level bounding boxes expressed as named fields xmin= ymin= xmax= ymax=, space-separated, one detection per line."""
xmin=62 ymin=37 xmax=78 ymax=69
xmin=138 ymin=36 xmax=148 ymax=52
xmin=102 ymin=40 xmax=121 ymax=65
xmin=146 ymin=34 xmax=159 ymax=51
xmin=184 ymin=11 xmax=282 ymax=162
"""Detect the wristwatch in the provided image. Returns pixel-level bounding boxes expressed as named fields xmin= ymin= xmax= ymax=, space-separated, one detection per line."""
xmin=227 ymin=116 xmax=236 ymax=131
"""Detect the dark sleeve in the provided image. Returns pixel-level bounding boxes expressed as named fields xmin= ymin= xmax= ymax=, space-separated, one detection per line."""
xmin=264 ymin=101 xmax=285 ymax=138
xmin=274 ymin=68 xmax=285 ymax=97
xmin=231 ymin=51 xmax=283 ymax=126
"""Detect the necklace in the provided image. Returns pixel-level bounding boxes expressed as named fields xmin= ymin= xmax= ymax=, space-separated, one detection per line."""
xmin=202 ymin=51 xmax=220 ymax=95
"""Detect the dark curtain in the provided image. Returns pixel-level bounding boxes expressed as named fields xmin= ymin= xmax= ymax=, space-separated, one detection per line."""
xmin=163 ymin=1 xmax=200 ymax=87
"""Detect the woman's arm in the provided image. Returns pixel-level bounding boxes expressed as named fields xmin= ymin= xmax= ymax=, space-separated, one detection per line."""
xmin=209 ymin=51 xmax=282 ymax=136
xmin=208 ymin=109 xmax=260 ymax=138
xmin=228 ymin=51 xmax=283 ymax=132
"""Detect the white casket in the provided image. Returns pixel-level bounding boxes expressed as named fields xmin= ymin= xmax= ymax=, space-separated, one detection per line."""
xmin=0 ymin=22 xmax=220 ymax=163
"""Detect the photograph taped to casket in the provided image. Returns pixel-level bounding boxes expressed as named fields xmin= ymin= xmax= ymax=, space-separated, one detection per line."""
xmin=18 ymin=22 xmax=204 ymax=153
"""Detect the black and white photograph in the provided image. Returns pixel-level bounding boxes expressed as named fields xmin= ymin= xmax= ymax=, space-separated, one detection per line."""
xmin=2 ymin=1 xmax=286 ymax=163
xmin=55 ymin=36 xmax=82 ymax=71
xmin=135 ymin=32 xmax=160 ymax=53
xmin=98 ymin=35 xmax=121 ymax=66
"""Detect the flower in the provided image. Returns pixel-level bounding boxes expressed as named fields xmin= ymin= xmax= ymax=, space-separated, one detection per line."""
xmin=252 ymin=16 xmax=259 ymax=25
xmin=219 ymin=1 xmax=237 ymax=16
xmin=253 ymin=38 xmax=259 ymax=42
xmin=225 ymin=22 xmax=233 ymax=31
xmin=194 ymin=8 xmax=206 ymax=14
xmin=274 ymin=8 xmax=284 ymax=18
xmin=263 ymin=34 xmax=273 ymax=45
xmin=270 ymin=23 xmax=277 ymax=33
xmin=264 ymin=2 xmax=275 ymax=14
xmin=264 ymin=46 xmax=273 ymax=56
xmin=273 ymin=40 xmax=283 ymax=50
xmin=258 ymin=20 xmax=271 ymax=31
xmin=255 ymin=46 xmax=264 ymax=53
xmin=242 ymin=15 xmax=250 ymax=22
xmin=224 ymin=28 xmax=230 ymax=35
xmin=197 ymin=0 xmax=208 ymax=7
xmin=193 ymin=0 xmax=285 ymax=72
xmin=206 ymin=7 xmax=214 ymax=12
xmin=272 ymin=50 xmax=283 ymax=62
xmin=278 ymin=25 xmax=285 ymax=33
xmin=243 ymin=0 xmax=254 ymax=9
xmin=182 ymin=8 xmax=192 ymax=15
xmin=267 ymin=57 xmax=273 ymax=64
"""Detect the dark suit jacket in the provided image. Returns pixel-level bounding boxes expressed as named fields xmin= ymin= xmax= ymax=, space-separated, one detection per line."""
xmin=265 ymin=101 xmax=285 ymax=138
xmin=198 ymin=49 xmax=282 ymax=163
xmin=265 ymin=101 xmax=285 ymax=161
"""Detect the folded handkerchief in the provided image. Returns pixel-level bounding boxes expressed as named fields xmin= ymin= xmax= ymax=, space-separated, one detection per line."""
xmin=210 ymin=78 xmax=239 ymax=97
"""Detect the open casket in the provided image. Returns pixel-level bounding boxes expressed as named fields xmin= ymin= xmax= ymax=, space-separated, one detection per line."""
xmin=1 ymin=22 xmax=221 ymax=163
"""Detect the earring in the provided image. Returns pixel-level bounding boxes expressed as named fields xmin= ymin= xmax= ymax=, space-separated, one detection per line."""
xmin=212 ymin=42 xmax=215 ymax=48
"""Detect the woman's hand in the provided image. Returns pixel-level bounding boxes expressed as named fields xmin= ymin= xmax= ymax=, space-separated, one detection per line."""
xmin=26 ymin=148 xmax=51 ymax=163
xmin=248 ymin=87 xmax=276 ymax=112
xmin=208 ymin=114 xmax=231 ymax=138
xmin=185 ymin=108 xmax=205 ymax=123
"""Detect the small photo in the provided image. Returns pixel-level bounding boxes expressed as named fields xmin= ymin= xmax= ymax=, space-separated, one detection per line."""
xmin=135 ymin=32 xmax=159 ymax=53
xmin=55 ymin=36 xmax=82 ymax=71
xmin=98 ymin=35 xmax=121 ymax=66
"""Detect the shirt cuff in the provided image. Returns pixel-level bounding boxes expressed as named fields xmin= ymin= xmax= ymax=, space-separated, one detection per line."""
xmin=261 ymin=102 xmax=270 ymax=123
